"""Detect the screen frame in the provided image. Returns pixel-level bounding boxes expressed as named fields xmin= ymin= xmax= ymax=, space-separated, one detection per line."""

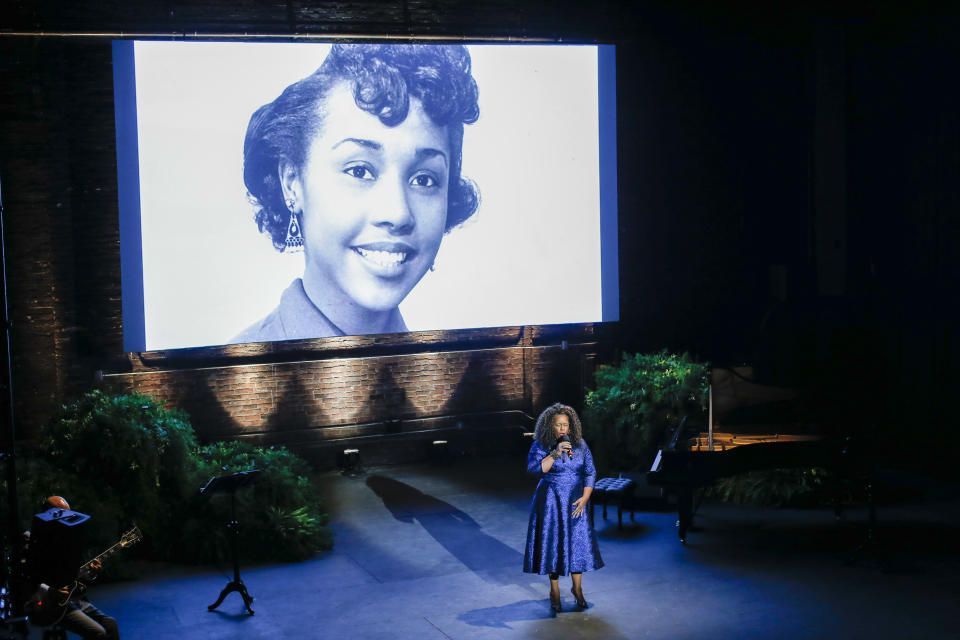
xmin=113 ymin=39 xmax=618 ymax=352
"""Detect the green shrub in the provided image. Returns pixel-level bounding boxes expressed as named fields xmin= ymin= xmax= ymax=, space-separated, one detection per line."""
xmin=180 ymin=440 xmax=333 ymax=564
xmin=17 ymin=390 xmax=331 ymax=566
xmin=21 ymin=390 xmax=197 ymax=559
xmin=583 ymin=350 xmax=709 ymax=474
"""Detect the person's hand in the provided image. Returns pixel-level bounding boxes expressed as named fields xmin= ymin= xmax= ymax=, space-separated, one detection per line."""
xmin=79 ymin=558 xmax=102 ymax=581
xmin=57 ymin=586 xmax=70 ymax=596
xmin=572 ymin=495 xmax=588 ymax=518
xmin=557 ymin=441 xmax=573 ymax=457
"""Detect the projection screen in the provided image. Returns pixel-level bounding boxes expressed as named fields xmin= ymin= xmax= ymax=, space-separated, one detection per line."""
xmin=113 ymin=41 xmax=618 ymax=351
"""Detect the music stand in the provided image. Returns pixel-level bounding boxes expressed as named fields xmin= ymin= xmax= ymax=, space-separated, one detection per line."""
xmin=200 ymin=470 xmax=262 ymax=615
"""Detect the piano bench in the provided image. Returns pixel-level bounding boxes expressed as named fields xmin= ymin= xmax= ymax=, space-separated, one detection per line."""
xmin=592 ymin=477 xmax=635 ymax=529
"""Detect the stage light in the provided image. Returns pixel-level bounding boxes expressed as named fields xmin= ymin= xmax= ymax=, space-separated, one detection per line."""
xmin=340 ymin=448 xmax=361 ymax=476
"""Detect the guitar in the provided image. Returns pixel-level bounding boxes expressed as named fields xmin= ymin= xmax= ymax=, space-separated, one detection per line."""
xmin=26 ymin=525 xmax=142 ymax=627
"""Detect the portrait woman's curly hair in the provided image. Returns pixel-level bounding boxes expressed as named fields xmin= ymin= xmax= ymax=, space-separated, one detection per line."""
xmin=243 ymin=43 xmax=481 ymax=251
xmin=533 ymin=403 xmax=583 ymax=449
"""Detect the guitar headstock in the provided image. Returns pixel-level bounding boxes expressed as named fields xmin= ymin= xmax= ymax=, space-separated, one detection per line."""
xmin=120 ymin=526 xmax=143 ymax=548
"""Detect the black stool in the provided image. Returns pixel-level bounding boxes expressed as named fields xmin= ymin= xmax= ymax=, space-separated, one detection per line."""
xmin=43 ymin=625 xmax=68 ymax=640
xmin=592 ymin=477 xmax=635 ymax=529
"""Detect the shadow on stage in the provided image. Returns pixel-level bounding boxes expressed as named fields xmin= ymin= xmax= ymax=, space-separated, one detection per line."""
xmin=456 ymin=599 xmax=554 ymax=628
xmin=595 ymin=522 xmax=652 ymax=540
xmin=366 ymin=475 xmax=525 ymax=585
xmin=457 ymin=599 xmax=629 ymax=638
xmin=207 ymin=608 xmax=254 ymax=623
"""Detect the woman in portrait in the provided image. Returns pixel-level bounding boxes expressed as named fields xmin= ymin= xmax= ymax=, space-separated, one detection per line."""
xmin=523 ymin=403 xmax=604 ymax=611
xmin=233 ymin=44 xmax=480 ymax=343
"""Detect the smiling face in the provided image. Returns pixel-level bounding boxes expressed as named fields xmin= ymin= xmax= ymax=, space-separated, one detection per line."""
xmin=284 ymin=82 xmax=450 ymax=316
xmin=552 ymin=413 xmax=570 ymax=440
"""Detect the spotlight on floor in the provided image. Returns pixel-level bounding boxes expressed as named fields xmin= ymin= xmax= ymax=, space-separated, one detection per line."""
xmin=431 ymin=439 xmax=450 ymax=465
xmin=340 ymin=448 xmax=362 ymax=476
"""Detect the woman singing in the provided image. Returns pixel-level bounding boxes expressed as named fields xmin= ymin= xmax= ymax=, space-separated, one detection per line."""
xmin=523 ymin=403 xmax=604 ymax=612
xmin=234 ymin=44 xmax=480 ymax=342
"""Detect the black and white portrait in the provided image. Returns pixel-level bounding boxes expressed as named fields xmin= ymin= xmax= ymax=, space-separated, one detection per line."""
xmin=125 ymin=42 xmax=612 ymax=350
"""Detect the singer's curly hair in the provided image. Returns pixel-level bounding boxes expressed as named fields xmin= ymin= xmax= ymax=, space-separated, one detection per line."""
xmin=533 ymin=403 xmax=583 ymax=449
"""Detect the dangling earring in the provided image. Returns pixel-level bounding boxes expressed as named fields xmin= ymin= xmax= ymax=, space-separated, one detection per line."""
xmin=284 ymin=198 xmax=304 ymax=253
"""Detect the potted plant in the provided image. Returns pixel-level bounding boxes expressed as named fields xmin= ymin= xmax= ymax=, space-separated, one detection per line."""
xmin=583 ymin=350 xmax=709 ymax=476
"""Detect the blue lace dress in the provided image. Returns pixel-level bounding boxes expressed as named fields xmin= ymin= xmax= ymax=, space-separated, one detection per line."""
xmin=523 ymin=439 xmax=604 ymax=575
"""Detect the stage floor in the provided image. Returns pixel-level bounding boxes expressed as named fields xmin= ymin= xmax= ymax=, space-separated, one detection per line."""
xmin=25 ymin=456 xmax=960 ymax=639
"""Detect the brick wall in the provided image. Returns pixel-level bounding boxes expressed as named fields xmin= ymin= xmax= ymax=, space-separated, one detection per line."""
xmin=99 ymin=332 xmax=601 ymax=464
xmin=1 ymin=39 xmax=126 ymax=440
xmin=119 ymin=343 xmax=531 ymax=436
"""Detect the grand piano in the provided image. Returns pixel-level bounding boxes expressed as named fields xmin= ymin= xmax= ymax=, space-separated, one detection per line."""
xmin=647 ymin=366 xmax=862 ymax=544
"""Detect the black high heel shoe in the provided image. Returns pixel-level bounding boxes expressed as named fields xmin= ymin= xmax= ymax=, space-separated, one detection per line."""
xmin=570 ymin=586 xmax=588 ymax=608
xmin=550 ymin=591 xmax=562 ymax=612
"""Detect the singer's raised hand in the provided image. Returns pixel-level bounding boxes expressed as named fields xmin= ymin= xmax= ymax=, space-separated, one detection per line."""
xmin=558 ymin=441 xmax=573 ymax=456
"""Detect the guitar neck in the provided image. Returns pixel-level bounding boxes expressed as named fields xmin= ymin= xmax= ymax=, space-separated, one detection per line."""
xmin=79 ymin=528 xmax=141 ymax=573
xmin=85 ymin=545 xmax=118 ymax=568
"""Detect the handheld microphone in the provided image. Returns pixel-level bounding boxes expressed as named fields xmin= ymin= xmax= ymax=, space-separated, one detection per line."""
xmin=559 ymin=435 xmax=573 ymax=458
